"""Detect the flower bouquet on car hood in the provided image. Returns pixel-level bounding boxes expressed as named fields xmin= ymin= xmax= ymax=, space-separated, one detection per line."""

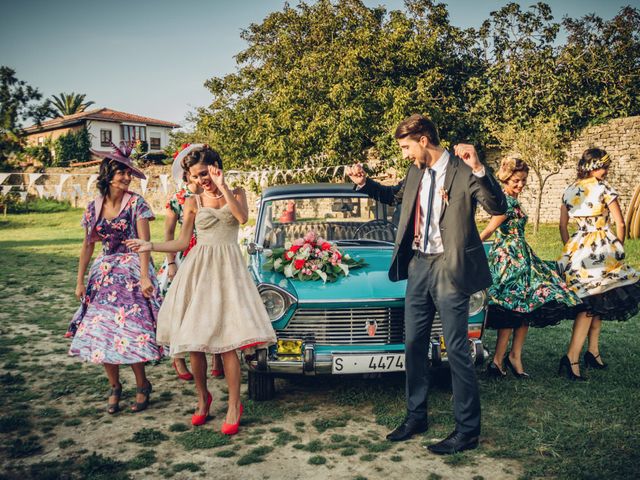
xmin=262 ymin=230 xmax=366 ymax=282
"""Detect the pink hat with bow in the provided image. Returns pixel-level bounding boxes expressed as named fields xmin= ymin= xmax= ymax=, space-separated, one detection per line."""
xmin=91 ymin=141 xmax=146 ymax=179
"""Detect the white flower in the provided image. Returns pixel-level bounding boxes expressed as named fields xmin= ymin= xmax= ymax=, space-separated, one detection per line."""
xmin=263 ymin=249 xmax=273 ymax=258
xmin=274 ymin=258 xmax=282 ymax=269
xmin=344 ymin=254 xmax=351 ymax=260
xmin=338 ymin=263 xmax=350 ymax=276
xmin=284 ymin=241 xmax=292 ymax=250
xmin=316 ymin=270 xmax=328 ymax=283
xmin=284 ymin=263 xmax=294 ymax=278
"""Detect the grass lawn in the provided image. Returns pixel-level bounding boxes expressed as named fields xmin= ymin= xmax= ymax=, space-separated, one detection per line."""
xmin=0 ymin=209 xmax=639 ymax=479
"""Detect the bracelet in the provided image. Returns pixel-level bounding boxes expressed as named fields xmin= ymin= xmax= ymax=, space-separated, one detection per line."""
xmin=168 ymin=262 xmax=176 ymax=266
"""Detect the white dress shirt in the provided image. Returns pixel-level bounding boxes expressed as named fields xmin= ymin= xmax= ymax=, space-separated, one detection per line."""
xmin=417 ymin=150 xmax=486 ymax=253
xmin=417 ymin=150 xmax=449 ymax=253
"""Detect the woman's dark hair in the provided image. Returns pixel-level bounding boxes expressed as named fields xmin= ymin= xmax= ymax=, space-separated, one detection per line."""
xmin=394 ymin=114 xmax=440 ymax=146
xmin=577 ymin=148 xmax=609 ymax=179
xmin=96 ymin=159 xmax=129 ymax=196
xmin=181 ymin=145 xmax=223 ymax=175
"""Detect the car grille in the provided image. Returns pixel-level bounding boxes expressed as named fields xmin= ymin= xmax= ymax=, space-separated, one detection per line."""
xmin=279 ymin=307 xmax=445 ymax=345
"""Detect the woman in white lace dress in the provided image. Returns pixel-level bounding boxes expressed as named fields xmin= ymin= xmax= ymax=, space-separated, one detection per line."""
xmin=127 ymin=146 xmax=275 ymax=435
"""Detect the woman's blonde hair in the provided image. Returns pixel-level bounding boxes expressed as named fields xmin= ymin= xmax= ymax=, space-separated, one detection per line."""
xmin=497 ymin=158 xmax=529 ymax=183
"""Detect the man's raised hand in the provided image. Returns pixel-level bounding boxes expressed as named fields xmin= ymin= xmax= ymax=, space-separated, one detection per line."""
xmin=453 ymin=144 xmax=483 ymax=172
xmin=346 ymin=163 xmax=367 ymax=187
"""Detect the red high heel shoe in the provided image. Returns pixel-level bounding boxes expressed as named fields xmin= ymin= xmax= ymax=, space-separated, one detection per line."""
xmin=221 ymin=404 xmax=244 ymax=435
xmin=210 ymin=355 xmax=224 ymax=378
xmin=191 ymin=392 xmax=213 ymax=426
xmin=172 ymin=359 xmax=194 ymax=381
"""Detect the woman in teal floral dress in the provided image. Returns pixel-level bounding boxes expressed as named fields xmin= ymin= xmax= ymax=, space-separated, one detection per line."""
xmin=480 ymin=159 xmax=581 ymax=378
xmin=557 ymin=148 xmax=640 ymax=380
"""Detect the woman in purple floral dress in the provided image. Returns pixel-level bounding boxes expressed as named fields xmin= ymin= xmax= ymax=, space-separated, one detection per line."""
xmin=69 ymin=143 xmax=162 ymax=414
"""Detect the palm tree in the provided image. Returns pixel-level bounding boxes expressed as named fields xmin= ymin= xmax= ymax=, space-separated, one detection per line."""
xmin=50 ymin=92 xmax=95 ymax=117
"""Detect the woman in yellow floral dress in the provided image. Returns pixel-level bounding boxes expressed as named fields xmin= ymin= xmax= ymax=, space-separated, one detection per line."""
xmin=558 ymin=148 xmax=640 ymax=380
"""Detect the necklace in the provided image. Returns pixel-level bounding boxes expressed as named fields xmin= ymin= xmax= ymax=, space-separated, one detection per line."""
xmin=202 ymin=190 xmax=224 ymax=199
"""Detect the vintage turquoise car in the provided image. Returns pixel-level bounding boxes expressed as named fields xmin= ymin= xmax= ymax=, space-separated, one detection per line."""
xmin=244 ymin=183 xmax=487 ymax=400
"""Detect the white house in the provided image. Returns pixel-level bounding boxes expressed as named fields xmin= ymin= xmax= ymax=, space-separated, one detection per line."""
xmin=24 ymin=108 xmax=180 ymax=159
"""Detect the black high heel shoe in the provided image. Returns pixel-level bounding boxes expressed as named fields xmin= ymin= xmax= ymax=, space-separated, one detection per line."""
xmin=584 ymin=351 xmax=608 ymax=370
xmin=505 ymin=355 xmax=530 ymax=379
xmin=486 ymin=361 xmax=506 ymax=378
xmin=558 ymin=355 xmax=587 ymax=381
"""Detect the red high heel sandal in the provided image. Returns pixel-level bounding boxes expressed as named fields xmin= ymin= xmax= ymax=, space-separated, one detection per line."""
xmin=191 ymin=392 xmax=213 ymax=426
xmin=221 ymin=404 xmax=244 ymax=435
xmin=172 ymin=360 xmax=194 ymax=381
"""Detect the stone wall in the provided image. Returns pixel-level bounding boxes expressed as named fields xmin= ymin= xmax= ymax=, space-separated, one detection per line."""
xmin=482 ymin=116 xmax=640 ymax=222
xmin=14 ymin=115 xmax=640 ymax=224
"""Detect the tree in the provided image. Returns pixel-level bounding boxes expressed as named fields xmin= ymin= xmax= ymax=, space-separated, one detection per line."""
xmin=493 ymin=117 xmax=565 ymax=233
xmin=50 ymin=92 xmax=95 ymax=117
xmin=558 ymin=7 xmax=640 ymax=130
xmin=0 ymin=66 xmax=51 ymax=167
xmin=52 ymin=128 xmax=91 ymax=166
xmin=474 ymin=3 xmax=640 ymax=232
xmin=191 ymin=0 xmax=483 ymax=172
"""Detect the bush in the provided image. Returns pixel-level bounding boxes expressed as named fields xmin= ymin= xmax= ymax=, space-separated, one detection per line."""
xmin=24 ymin=143 xmax=53 ymax=166
xmin=0 ymin=194 xmax=72 ymax=214
xmin=52 ymin=128 xmax=90 ymax=166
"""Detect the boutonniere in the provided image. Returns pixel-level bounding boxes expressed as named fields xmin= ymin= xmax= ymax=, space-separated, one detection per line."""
xmin=439 ymin=187 xmax=449 ymax=206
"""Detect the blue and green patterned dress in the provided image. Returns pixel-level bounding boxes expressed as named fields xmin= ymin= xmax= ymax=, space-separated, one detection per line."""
xmin=486 ymin=194 xmax=581 ymax=328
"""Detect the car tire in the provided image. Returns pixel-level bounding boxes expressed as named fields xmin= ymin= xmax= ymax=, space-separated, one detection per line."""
xmin=247 ymin=371 xmax=275 ymax=401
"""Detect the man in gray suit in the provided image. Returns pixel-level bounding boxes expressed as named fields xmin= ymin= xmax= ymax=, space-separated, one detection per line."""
xmin=347 ymin=114 xmax=506 ymax=454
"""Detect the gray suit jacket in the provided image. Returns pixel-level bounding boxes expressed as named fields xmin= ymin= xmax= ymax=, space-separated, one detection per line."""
xmin=359 ymin=154 xmax=507 ymax=295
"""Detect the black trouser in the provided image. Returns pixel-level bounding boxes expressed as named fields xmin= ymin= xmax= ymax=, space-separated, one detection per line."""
xmin=404 ymin=251 xmax=481 ymax=436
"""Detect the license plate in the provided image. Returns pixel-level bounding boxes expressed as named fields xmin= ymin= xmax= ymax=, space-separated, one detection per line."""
xmin=332 ymin=353 xmax=405 ymax=374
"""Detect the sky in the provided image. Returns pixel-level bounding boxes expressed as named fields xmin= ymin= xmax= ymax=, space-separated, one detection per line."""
xmin=1 ymin=0 xmax=637 ymax=128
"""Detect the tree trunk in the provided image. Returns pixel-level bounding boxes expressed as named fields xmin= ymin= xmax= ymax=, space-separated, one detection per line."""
xmin=533 ymin=171 xmax=559 ymax=234
xmin=534 ymin=174 xmax=544 ymax=235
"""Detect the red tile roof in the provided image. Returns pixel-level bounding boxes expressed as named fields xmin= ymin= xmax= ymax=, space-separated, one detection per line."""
xmin=24 ymin=108 xmax=180 ymax=133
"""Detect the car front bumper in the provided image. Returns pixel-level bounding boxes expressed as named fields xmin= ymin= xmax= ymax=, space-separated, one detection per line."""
xmin=244 ymin=338 xmax=486 ymax=375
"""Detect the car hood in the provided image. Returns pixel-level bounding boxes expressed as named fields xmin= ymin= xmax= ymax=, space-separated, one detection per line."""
xmin=251 ymin=247 xmax=407 ymax=302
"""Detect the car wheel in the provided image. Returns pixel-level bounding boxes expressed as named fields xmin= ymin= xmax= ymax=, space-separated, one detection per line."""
xmin=247 ymin=370 xmax=275 ymax=401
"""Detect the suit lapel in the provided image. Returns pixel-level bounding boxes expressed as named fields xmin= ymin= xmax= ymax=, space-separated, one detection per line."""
xmin=398 ymin=164 xmax=424 ymax=240
xmin=439 ymin=155 xmax=458 ymax=222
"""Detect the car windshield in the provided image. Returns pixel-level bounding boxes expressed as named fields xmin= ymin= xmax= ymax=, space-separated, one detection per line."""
xmin=257 ymin=195 xmax=399 ymax=248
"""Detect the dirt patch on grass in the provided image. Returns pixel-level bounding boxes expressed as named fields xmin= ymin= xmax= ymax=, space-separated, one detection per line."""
xmin=0 ymin=305 xmax=522 ymax=480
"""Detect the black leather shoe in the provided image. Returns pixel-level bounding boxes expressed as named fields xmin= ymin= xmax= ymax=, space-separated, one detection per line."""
xmin=427 ymin=430 xmax=479 ymax=455
xmin=385 ymin=418 xmax=428 ymax=442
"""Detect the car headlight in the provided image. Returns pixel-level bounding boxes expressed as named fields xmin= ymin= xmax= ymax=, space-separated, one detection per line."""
xmin=258 ymin=285 xmax=296 ymax=321
xmin=468 ymin=290 xmax=486 ymax=317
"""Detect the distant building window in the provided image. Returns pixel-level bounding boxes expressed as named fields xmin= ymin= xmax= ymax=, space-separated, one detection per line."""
xmin=37 ymin=137 xmax=45 ymax=145
xmin=121 ymin=125 xmax=146 ymax=142
xmin=100 ymin=130 xmax=112 ymax=147
xmin=150 ymin=136 xmax=161 ymax=150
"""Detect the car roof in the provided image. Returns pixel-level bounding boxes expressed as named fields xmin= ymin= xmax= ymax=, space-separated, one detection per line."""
xmin=261 ymin=183 xmax=367 ymax=199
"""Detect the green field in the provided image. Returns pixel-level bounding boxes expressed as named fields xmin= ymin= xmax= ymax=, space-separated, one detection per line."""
xmin=0 ymin=209 xmax=639 ymax=479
